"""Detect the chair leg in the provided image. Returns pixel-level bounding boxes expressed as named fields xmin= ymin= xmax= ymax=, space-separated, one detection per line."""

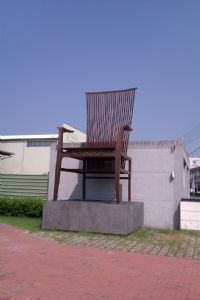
xmin=53 ymin=155 xmax=62 ymax=201
xmin=115 ymin=157 xmax=120 ymax=204
xmin=82 ymin=160 xmax=86 ymax=200
xmin=128 ymin=159 xmax=131 ymax=202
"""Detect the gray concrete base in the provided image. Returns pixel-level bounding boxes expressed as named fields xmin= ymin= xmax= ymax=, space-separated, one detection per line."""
xmin=42 ymin=200 xmax=144 ymax=235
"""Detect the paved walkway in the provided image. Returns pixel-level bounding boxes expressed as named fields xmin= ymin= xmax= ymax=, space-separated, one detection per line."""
xmin=40 ymin=229 xmax=200 ymax=259
xmin=1 ymin=224 xmax=200 ymax=300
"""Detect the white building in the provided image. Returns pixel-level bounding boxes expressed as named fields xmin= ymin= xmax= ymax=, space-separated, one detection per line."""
xmin=189 ymin=157 xmax=200 ymax=169
xmin=0 ymin=124 xmax=86 ymax=197
xmin=0 ymin=123 xmax=86 ymax=175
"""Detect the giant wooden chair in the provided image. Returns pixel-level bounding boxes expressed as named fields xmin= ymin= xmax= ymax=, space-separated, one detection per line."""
xmin=53 ymin=88 xmax=137 ymax=204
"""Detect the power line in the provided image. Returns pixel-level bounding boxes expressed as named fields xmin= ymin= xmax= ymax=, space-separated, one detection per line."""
xmin=178 ymin=121 xmax=200 ymax=146
xmin=184 ymin=133 xmax=200 ymax=145
xmin=189 ymin=146 xmax=200 ymax=156
xmin=184 ymin=128 xmax=200 ymax=141
xmin=181 ymin=121 xmax=200 ymax=139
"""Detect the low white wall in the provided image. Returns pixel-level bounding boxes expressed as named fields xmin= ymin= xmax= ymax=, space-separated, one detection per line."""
xmin=180 ymin=200 xmax=200 ymax=230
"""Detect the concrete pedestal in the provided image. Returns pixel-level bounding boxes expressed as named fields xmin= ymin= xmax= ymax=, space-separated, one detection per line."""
xmin=42 ymin=200 xmax=144 ymax=235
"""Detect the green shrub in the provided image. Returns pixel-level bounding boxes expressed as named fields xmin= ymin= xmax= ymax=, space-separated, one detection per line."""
xmin=0 ymin=197 xmax=43 ymax=217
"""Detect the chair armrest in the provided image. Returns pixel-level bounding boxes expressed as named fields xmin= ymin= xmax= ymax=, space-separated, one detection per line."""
xmin=123 ymin=125 xmax=132 ymax=131
xmin=57 ymin=127 xmax=74 ymax=151
xmin=117 ymin=125 xmax=132 ymax=141
xmin=57 ymin=127 xmax=74 ymax=133
xmin=116 ymin=125 xmax=133 ymax=153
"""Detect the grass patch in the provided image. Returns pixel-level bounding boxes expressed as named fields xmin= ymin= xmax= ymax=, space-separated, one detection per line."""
xmin=132 ymin=227 xmax=156 ymax=239
xmin=158 ymin=228 xmax=200 ymax=237
xmin=1 ymin=216 xmax=200 ymax=258
xmin=0 ymin=215 xmax=41 ymax=232
xmin=1 ymin=215 xmax=200 ymax=250
xmin=1 ymin=215 xmax=199 ymax=239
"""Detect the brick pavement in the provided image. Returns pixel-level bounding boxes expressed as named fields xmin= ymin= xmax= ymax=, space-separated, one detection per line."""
xmin=1 ymin=224 xmax=200 ymax=300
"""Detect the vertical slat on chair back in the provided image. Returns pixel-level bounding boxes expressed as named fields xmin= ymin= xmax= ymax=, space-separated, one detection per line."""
xmin=86 ymin=88 xmax=136 ymax=154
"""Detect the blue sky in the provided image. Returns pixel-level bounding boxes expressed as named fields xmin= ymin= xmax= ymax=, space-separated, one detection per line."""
xmin=0 ymin=0 xmax=200 ymax=152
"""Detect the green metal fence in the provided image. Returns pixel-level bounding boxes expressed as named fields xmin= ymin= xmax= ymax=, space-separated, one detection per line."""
xmin=0 ymin=174 xmax=48 ymax=198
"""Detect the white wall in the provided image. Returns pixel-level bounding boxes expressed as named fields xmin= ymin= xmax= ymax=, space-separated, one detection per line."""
xmin=0 ymin=127 xmax=86 ymax=175
xmin=181 ymin=201 xmax=200 ymax=230
xmin=0 ymin=140 xmax=54 ymax=175
xmin=0 ymin=141 xmax=24 ymax=174
xmin=23 ymin=145 xmax=51 ymax=174
xmin=48 ymin=140 xmax=190 ymax=229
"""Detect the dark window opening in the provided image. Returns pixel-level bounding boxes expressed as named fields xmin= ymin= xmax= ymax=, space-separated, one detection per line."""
xmin=27 ymin=141 xmax=51 ymax=147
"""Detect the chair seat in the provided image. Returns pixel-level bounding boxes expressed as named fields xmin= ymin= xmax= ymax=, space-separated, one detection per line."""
xmin=62 ymin=146 xmax=116 ymax=151
xmin=61 ymin=147 xmax=116 ymax=159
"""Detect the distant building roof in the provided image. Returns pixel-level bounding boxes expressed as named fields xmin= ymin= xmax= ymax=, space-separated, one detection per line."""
xmin=0 ymin=134 xmax=58 ymax=141
xmin=63 ymin=122 xmax=85 ymax=134
xmin=63 ymin=123 xmax=86 ymax=143
xmin=0 ymin=124 xmax=86 ymax=143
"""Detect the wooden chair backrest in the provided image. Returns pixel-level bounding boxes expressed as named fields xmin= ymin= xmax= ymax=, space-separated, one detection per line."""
xmin=86 ymin=88 xmax=136 ymax=155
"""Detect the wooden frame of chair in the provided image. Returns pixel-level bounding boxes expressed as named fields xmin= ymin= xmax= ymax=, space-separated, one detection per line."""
xmin=53 ymin=88 xmax=137 ymax=204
